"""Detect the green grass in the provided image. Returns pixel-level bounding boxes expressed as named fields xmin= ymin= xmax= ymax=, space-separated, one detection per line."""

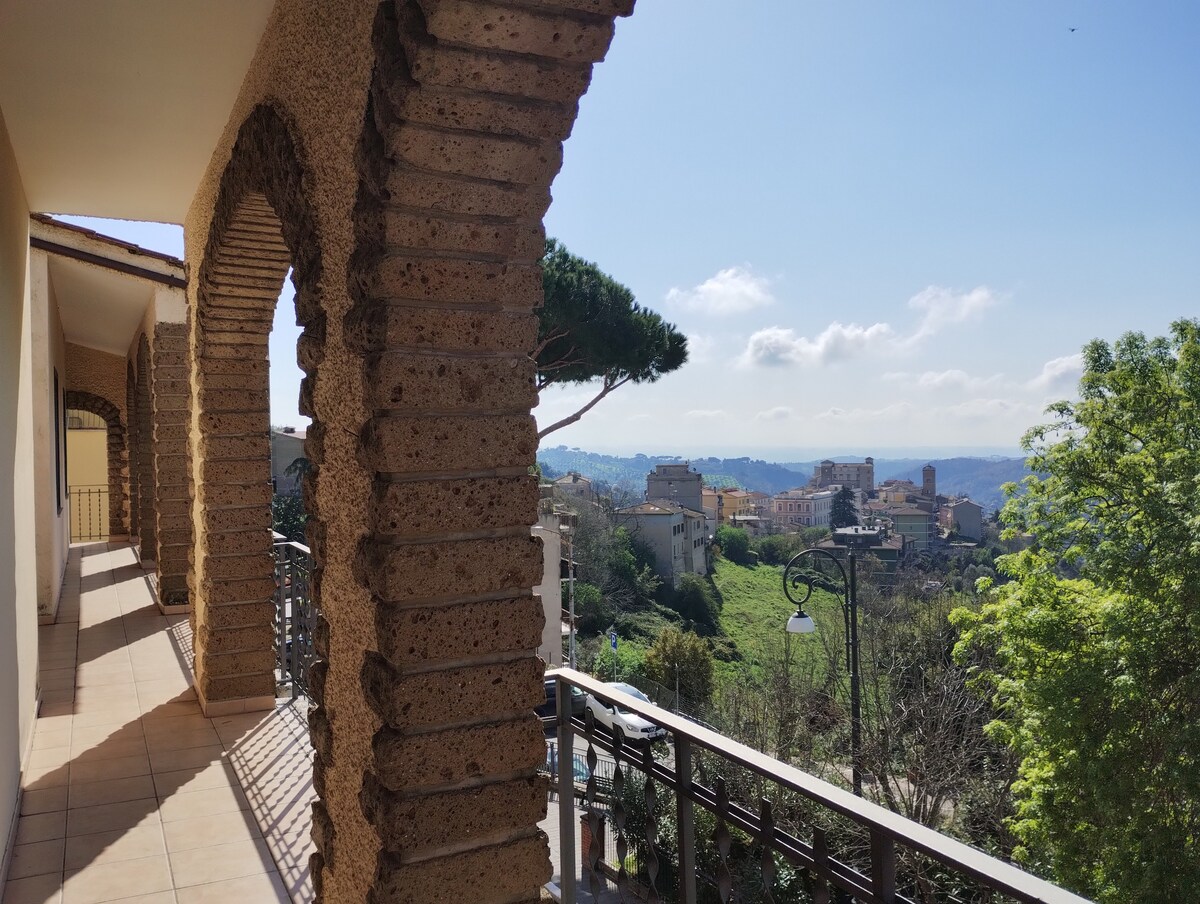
xmin=711 ymin=558 xmax=842 ymax=685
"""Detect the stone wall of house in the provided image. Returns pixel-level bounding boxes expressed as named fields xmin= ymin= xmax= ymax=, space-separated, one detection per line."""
xmin=183 ymin=1 xmax=636 ymax=900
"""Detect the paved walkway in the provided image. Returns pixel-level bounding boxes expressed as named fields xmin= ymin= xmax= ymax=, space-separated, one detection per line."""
xmin=2 ymin=543 xmax=315 ymax=904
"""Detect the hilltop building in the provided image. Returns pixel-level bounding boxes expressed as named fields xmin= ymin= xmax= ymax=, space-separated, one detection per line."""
xmin=646 ymin=462 xmax=704 ymax=514
xmin=771 ymin=487 xmax=836 ymax=530
xmin=814 ymin=457 xmax=875 ymax=491
xmin=615 ymin=499 xmax=707 ymax=588
xmin=553 ymin=470 xmax=594 ymax=503
xmin=941 ymin=498 xmax=984 ymax=541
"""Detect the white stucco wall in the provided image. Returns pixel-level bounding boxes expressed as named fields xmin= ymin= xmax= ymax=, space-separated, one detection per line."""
xmin=29 ymin=249 xmax=70 ymax=619
xmin=0 ymin=108 xmax=39 ymax=880
xmin=532 ymin=517 xmax=563 ymax=668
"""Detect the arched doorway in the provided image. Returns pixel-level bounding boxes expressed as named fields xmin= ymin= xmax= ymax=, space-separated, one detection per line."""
xmin=63 ymin=389 xmax=129 ymax=540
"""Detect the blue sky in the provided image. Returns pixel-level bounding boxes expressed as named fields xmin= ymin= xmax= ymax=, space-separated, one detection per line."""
xmin=63 ymin=1 xmax=1200 ymax=459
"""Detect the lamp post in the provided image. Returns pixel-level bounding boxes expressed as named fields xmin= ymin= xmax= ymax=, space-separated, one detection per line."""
xmin=782 ymin=539 xmax=872 ymax=797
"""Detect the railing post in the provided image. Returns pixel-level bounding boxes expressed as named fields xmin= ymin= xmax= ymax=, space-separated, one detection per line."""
xmin=556 ymin=675 xmax=576 ymax=904
xmin=870 ymin=828 xmax=896 ymax=904
xmin=274 ymin=542 xmax=287 ymax=694
xmin=674 ymin=735 xmax=697 ymax=904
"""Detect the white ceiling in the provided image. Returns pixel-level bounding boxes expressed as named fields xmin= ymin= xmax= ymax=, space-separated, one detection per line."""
xmin=49 ymin=255 xmax=155 ymax=357
xmin=0 ymin=0 xmax=274 ymax=224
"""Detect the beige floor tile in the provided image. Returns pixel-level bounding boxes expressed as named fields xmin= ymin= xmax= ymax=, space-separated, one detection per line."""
xmin=72 ymin=686 xmax=137 ymax=707
xmin=65 ymin=799 xmax=161 ymax=838
xmin=139 ymin=703 xmax=201 ymax=723
xmin=147 ymin=746 xmax=223 ymax=776
xmin=90 ymin=894 xmax=174 ymax=904
xmin=33 ymin=715 xmax=73 ymax=734
xmin=142 ymin=730 xmax=220 ymax=756
xmin=20 ymin=788 xmax=68 ymax=816
xmin=140 ymin=716 xmax=210 ymax=739
xmin=71 ymin=723 xmax=144 ymax=747
xmin=36 ymin=704 xmax=74 ymax=720
xmin=71 ymin=708 xmax=141 ymax=730
xmin=23 ymin=763 xmax=70 ymax=792
xmin=0 ymin=871 xmax=64 ymax=904
xmin=72 ymin=670 xmax=136 ymax=689
xmin=151 ymin=763 xmax=239 ymax=800
xmin=160 ymin=811 xmax=261 ymax=854
xmin=173 ymin=871 xmax=288 ymax=904
xmin=15 ymin=812 xmax=67 ymax=845
xmin=68 ymin=754 xmax=151 ymax=786
xmin=61 ymin=854 xmax=173 ymax=904
xmin=31 ymin=730 xmax=72 ymax=752
xmin=68 ymin=775 xmax=156 ymax=810
xmin=37 ymin=690 xmax=74 ymax=708
xmin=27 ymin=749 xmax=71 ymax=770
xmin=167 ymin=837 xmax=274 ymax=888
xmin=70 ymin=739 xmax=148 ymax=766
xmin=6 ymin=839 xmax=65 ymax=880
xmin=38 ymin=671 xmax=76 ymax=692
xmin=63 ymin=824 xmax=167 ymax=871
xmin=157 ymin=785 xmax=249 ymax=823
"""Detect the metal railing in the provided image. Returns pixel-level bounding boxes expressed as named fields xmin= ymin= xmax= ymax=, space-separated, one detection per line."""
xmin=549 ymin=668 xmax=1091 ymax=904
xmin=69 ymin=485 xmax=108 ymax=542
xmin=273 ymin=533 xmax=319 ymax=699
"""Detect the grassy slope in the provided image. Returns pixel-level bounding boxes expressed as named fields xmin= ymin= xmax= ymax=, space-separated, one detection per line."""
xmin=710 ymin=558 xmax=841 ymax=685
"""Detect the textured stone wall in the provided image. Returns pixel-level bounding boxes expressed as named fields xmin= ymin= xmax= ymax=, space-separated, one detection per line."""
xmin=190 ymin=186 xmax=292 ymax=711
xmin=152 ymin=322 xmax=194 ymax=605
xmin=62 ymin=389 xmax=128 ymax=538
xmin=134 ymin=334 xmax=156 ymax=561
xmin=184 ymin=0 xmax=634 ymax=900
xmin=126 ymin=362 xmax=139 ymax=538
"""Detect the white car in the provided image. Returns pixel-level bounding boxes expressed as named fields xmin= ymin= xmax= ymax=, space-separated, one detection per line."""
xmin=584 ymin=682 xmax=667 ymax=744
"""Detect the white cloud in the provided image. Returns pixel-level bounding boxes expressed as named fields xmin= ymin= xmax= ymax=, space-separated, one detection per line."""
xmin=685 ymin=333 xmax=717 ymax=365
xmin=739 ymin=321 xmax=895 ymax=367
xmin=755 ymin=406 xmax=795 ymax=421
xmin=686 ymin=409 xmax=725 ymax=418
xmin=944 ymin=398 xmax=1031 ymax=419
xmin=908 ymin=285 xmax=1000 ymax=341
xmin=1026 ymin=353 xmax=1084 ymax=391
xmin=737 ymin=284 xmax=1001 ymax=370
xmin=815 ymin=401 xmax=916 ymax=422
xmin=666 ymin=266 xmax=774 ymax=316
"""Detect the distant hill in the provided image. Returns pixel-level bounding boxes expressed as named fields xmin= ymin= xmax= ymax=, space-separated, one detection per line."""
xmin=538 ymin=447 xmax=1032 ymax=513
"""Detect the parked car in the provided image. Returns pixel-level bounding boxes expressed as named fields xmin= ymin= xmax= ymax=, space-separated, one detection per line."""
xmin=584 ymin=682 xmax=667 ymax=744
xmin=536 ymin=676 xmax=587 ymax=721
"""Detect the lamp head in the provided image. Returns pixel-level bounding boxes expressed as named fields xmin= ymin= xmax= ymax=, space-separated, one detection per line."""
xmin=787 ymin=611 xmax=816 ymax=634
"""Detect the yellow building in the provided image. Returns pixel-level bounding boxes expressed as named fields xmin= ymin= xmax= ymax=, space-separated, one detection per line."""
xmin=65 ymin=409 xmax=109 ymax=541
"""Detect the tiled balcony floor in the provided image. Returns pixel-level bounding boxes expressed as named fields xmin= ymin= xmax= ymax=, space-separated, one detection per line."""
xmin=3 ymin=543 xmax=315 ymax=904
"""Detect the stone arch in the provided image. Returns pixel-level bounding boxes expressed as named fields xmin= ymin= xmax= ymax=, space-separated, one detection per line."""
xmin=63 ymin=389 xmax=129 ymax=538
xmin=190 ymin=103 xmax=324 ymax=712
xmin=134 ymin=334 xmax=156 ymax=560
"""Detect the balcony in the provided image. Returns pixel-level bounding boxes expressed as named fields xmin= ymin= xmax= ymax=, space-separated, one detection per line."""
xmin=3 ymin=542 xmax=314 ymax=903
xmin=4 ymin=541 xmax=1090 ymax=904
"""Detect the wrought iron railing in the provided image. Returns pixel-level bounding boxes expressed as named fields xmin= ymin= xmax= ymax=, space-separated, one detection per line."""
xmin=272 ymin=533 xmax=318 ymax=699
xmin=69 ymin=485 xmax=108 ymax=542
xmin=548 ymin=668 xmax=1091 ymax=904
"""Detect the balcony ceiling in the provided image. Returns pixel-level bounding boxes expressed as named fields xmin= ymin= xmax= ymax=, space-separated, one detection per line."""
xmin=0 ymin=0 xmax=274 ymax=224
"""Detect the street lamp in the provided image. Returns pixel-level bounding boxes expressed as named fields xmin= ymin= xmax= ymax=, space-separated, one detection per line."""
xmin=782 ymin=530 xmax=878 ymax=797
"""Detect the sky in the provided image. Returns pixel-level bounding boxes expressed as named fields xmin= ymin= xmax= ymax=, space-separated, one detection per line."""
xmin=61 ymin=1 xmax=1200 ymax=460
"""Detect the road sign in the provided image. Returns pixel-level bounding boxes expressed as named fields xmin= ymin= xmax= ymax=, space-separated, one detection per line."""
xmin=609 ymin=631 xmax=618 ymax=650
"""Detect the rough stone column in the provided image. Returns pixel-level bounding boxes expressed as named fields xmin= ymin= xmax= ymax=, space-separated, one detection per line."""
xmin=135 ymin=335 xmax=157 ymax=564
xmin=190 ymin=194 xmax=291 ymax=716
xmin=105 ymin=421 xmax=130 ymax=539
xmin=152 ymin=322 xmax=194 ymax=609
xmin=127 ymin=362 xmax=139 ymax=539
xmin=306 ymin=2 xmax=636 ymax=901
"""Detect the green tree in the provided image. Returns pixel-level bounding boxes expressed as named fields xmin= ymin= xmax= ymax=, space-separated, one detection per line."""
xmin=536 ymin=239 xmax=688 ymax=438
xmin=644 ymin=627 xmax=715 ymax=706
xmin=714 ymin=525 xmax=752 ymax=565
xmin=953 ymin=321 xmax=1200 ymax=902
xmin=830 ymin=486 xmax=859 ymax=529
xmin=668 ymin=573 xmax=721 ymax=635
xmin=272 ymin=492 xmax=307 ymax=543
